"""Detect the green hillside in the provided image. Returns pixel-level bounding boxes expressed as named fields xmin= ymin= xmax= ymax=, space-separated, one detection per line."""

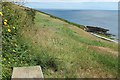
xmin=2 ymin=2 xmax=118 ymax=79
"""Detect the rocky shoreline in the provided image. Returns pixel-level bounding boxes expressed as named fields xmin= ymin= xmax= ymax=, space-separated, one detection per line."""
xmin=28 ymin=8 xmax=117 ymax=40
xmin=84 ymin=26 xmax=115 ymax=37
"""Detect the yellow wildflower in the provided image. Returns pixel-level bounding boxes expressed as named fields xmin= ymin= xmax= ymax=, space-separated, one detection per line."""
xmin=4 ymin=22 xmax=7 ymax=25
xmin=3 ymin=58 xmax=6 ymax=61
xmin=13 ymin=26 xmax=15 ymax=29
xmin=0 ymin=12 xmax=3 ymax=16
xmin=8 ymin=29 xmax=11 ymax=32
xmin=4 ymin=19 xmax=8 ymax=22
xmin=13 ymin=50 xmax=16 ymax=52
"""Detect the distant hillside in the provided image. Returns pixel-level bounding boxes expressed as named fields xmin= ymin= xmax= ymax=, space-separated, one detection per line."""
xmin=2 ymin=2 xmax=118 ymax=79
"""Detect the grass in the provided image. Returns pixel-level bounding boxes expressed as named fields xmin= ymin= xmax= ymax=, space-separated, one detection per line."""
xmin=2 ymin=2 xmax=118 ymax=79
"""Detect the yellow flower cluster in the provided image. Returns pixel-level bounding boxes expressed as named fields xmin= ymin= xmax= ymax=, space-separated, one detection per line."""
xmin=4 ymin=19 xmax=8 ymax=25
xmin=13 ymin=50 xmax=16 ymax=52
xmin=0 ymin=12 xmax=3 ymax=16
xmin=4 ymin=19 xmax=7 ymax=22
xmin=4 ymin=22 xmax=7 ymax=25
xmin=3 ymin=58 xmax=6 ymax=61
xmin=13 ymin=26 xmax=15 ymax=29
xmin=3 ymin=19 xmax=12 ymax=32
xmin=7 ymin=29 xmax=11 ymax=32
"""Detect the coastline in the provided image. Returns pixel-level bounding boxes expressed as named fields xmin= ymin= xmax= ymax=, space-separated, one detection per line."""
xmin=17 ymin=4 xmax=118 ymax=42
xmin=90 ymin=33 xmax=118 ymax=43
xmin=35 ymin=9 xmax=118 ymax=42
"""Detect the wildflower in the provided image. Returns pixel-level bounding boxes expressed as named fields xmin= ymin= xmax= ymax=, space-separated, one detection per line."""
xmin=7 ymin=29 xmax=11 ymax=32
xmin=3 ymin=58 xmax=6 ymax=61
xmin=13 ymin=50 xmax=16 ymax=52
xmin=0 ymin=12 xmax=3 ymax=16
xmin=13 ymin=26 xmax=15 ymax=29
xmin=4 ymin=22 xmax=7 ymax=25
xmin=4 ymin=19 xmax=8 ymax=22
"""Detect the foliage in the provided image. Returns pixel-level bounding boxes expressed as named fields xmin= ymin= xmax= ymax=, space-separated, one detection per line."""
xmin=2 ymin=2 xmax=35 ymax=79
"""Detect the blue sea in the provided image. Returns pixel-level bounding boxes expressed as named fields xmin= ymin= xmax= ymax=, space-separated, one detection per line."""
xmin=38 ymin=9 xmax=118 ymax=39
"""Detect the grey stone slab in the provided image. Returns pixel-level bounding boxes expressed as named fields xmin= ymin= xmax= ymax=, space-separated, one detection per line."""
xmin=12 ymin=66 xmax=44 ymax=80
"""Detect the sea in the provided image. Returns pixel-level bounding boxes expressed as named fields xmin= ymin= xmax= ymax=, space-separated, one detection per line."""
xmin=37 ymin=9 xmax=118 ymax=39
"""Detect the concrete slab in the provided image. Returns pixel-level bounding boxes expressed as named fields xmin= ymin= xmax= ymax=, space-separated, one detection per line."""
xmin=11 ymin=66 xmax=44 ymax=80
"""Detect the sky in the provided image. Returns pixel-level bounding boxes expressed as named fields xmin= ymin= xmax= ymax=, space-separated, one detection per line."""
xmin=11 ymin=0 xmax=119 ymax=10
xmin=26 ymin=0 xmax=119 ymax=2
xmin=24 ymin=2 xmax=118 ymax=10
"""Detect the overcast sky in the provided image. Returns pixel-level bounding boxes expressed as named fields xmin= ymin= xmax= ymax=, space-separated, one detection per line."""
xmin=18 ymin=0 xmax=118 ymax=10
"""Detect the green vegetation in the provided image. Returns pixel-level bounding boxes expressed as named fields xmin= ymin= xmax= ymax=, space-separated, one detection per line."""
xmin=34 ymin=9 xmax=85 ymax=29
xmin=2 ymin=2 xmax=118 ymax=79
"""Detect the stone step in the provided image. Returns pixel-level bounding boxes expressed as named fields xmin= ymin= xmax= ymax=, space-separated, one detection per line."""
xmin=12 ymin=66 xmax=44 ymax=80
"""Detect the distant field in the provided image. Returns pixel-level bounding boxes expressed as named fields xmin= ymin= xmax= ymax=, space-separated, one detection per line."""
xmin=2 ymin=2 xmax=118 ymax=79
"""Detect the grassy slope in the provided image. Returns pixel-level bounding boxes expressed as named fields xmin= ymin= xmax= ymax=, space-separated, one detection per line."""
xmin=2 ymin=2 xmax=118 ymax=79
